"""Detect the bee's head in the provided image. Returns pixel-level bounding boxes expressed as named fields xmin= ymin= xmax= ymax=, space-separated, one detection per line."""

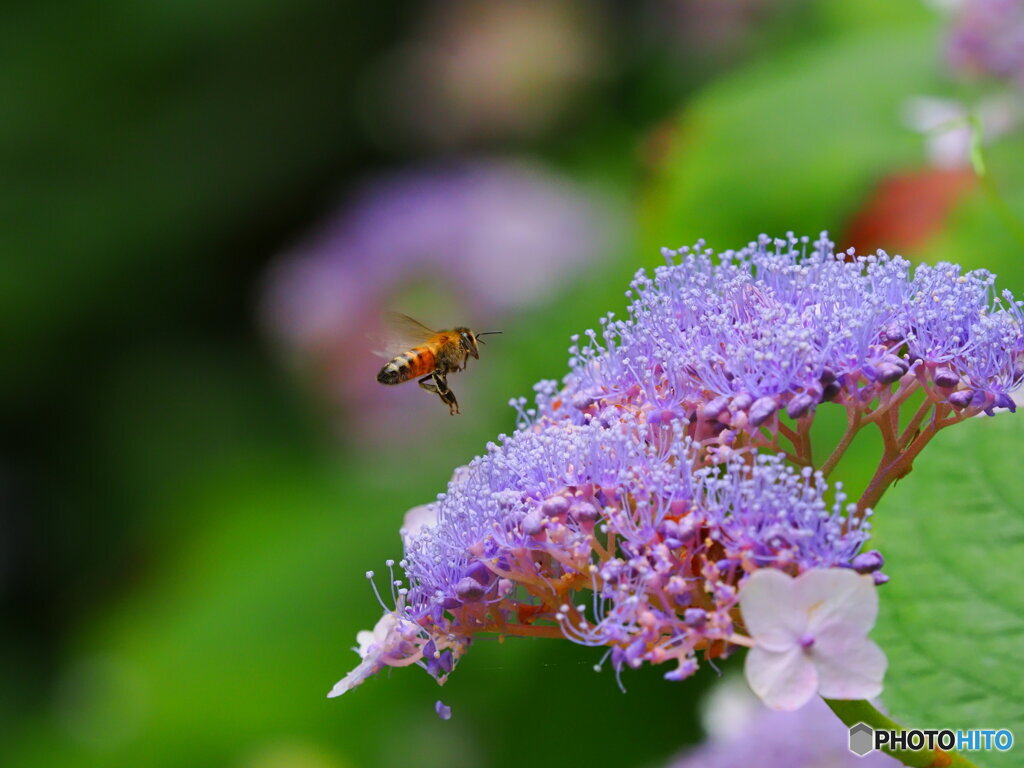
xmin=456 ymin=327 xmax=480 ymax=359
xmin=457 ymin=327 xmax=501 ymax=359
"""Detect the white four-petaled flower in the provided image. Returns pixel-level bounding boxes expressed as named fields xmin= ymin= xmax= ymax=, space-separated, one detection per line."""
xmin=738 ymin=568 xmax=887 ymax=711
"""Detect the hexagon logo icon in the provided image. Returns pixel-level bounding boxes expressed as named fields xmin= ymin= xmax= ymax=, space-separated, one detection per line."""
xmin=849 ymin=722 xmax=875 ymax=756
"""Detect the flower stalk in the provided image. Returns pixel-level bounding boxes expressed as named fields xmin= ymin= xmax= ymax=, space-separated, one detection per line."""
xmin=824 ymin=698 xmax=981 ymax=768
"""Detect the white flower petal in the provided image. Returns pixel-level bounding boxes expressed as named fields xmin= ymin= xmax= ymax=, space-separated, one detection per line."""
xmin=796 ymin=569 xmax=877 ymax=637
xmin=327 ymin=612 xmax=416 ymax=698
xmin=815 ymin=637 xmax=887 ymax=701
xmin=355 ymin=630 xmax=375 ymax=657
xmin=744 ymin=645 xmax=818 ymax=711
xmin=401 ymin=503 xmax=439 ymax=546
xmin=738 ymin=569 xmax=805 ymax=651
xmin=326 ymin=656 xmax=380 ymax=698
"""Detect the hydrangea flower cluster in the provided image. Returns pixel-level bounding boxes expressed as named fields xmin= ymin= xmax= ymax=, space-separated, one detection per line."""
xmin=528 ymin=233 xmax=1023 ymax=510
xmin=329 ymin=233 xmax=1024 ymax=706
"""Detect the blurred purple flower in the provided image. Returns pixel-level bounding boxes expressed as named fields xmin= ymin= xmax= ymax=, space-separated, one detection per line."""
xmin=667 ymin=678 xmax=897 ymax=768
xmin=261 ymin=159 xmax=617 ymax=435
xmin=948 ymin=0 xmax=1024 ymax=87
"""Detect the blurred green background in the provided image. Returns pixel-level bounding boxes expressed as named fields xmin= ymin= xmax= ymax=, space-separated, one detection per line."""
xmin=4 ymin=1 xmax=1023 ymax=767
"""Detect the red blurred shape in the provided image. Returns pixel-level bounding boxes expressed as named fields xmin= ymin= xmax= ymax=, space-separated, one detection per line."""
xmin=841 ymin=168 xmax=977 ymax=256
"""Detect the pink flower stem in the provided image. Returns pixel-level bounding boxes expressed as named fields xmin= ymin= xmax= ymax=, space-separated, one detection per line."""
xmin=820 ymin=407 xmax=863 ymax=478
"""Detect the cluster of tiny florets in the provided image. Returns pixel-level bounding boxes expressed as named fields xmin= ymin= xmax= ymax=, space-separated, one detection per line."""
xmin=524 ymin=234 xmax=1023 ymax=442
xmin=394 ymin=416 xmax=870 ymax=686
xmin=332 ymin=233 xmax=1023 ymax=697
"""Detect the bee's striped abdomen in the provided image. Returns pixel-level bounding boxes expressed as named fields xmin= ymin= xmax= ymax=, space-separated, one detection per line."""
xmin=376 ymin=346 xmax=437 ymax=385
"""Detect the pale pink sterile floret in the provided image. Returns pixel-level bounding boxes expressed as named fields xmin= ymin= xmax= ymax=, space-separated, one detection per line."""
xmin=327 ymin=611 xmax=423 ymax=698
xmin=738 ymin=568 xmax=887 ymax=711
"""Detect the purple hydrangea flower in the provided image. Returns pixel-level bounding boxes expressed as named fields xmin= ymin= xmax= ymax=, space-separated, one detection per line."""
xmin=330 ymin=414 xmax=868 ymax=694
xmin=531 ymin=233 xmax=1023 ymax=434
xmin=328 ymin=232 xmax=1022 ymax=699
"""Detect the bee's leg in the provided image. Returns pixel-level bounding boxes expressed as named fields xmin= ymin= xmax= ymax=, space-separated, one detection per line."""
xmin=418 ymin=374 xmax=460 ymax=415
xmin=417 ymin=374 xmax=440 ymax=395
xmin=439 ymin=387 xmax=460 ymax=415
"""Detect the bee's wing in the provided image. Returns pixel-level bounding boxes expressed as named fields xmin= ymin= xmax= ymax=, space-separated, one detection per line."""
xmin=369 ymin=312 xmax=439 ymax=360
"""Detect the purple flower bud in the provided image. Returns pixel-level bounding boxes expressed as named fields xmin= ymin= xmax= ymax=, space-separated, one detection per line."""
xmin=671 ymin=590 xmax=693 ymax=607
xmin=683 ymin=608 xmax=706 ymax=628
xmin=872 ymin=572 xmax=890 ymax=586
xmin=659 ymin=520 xmax=680 ymax=539
xmin=820 ymin=382 xmax=841 ymax=402
xmin=819 ymin=368 xmax=837 ymax=386
xmin=465 ymin=560 xmax=492 ymax=585
xmin=994 ymin=393 xmax=1016 ymax=413
xmin=875 ymin=362 xmax=906 ymax=384
xmin=571 ymin=392 xmax=598 ymax=411
xmin=625 ymin=638 xmax=648 ymax=668
xmin=933 ymin=367 xmax=960 ymax=388
xmin=663 ymin=659 xmax=698 ymax=681
xmin=851 ymin=549 xmax=884 ymax=574
xmin=730 ymin=393 xmax=753 ymax=412
xmin=540 ymin=495 xmax=571 ymax=518
xmin=882 ymin=354 xmax=908 ymax=372
xmin=785 ymin=394 xmax=815 ymax=420
xmin=424 ymin=648 xmax=455 ymax=677
xmin=948 ymin=389 xmax=974 ymax=409
xmin=702 ymin=395 xmax=730 ymax=420
xmin=521 ymin=510 xmax=546 ymax=536
xmin=569 ymin=500 xmax=600 ymax=525
xmin=748 ymin=396 xmax=778 ymax=427
xmin=455 ymin=577 xmax=486 ymax=602
xmin=882 ymin=324 xmax=904 ymax=343
xmin=435 ymin=700 xmax=452 ymax=720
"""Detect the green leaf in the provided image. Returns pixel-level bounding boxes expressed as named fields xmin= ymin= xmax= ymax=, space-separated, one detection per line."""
xmin=872 ymin=415 xmax=1024 ymax=767
xmin=639 ymin=25 xmax=941 ymax=260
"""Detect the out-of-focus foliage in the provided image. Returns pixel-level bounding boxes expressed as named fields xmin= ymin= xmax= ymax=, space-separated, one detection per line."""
xmin=4 ymin=0 xmax=1024 ymax=766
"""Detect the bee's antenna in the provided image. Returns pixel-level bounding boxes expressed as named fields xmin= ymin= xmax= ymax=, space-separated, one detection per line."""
xmin=475 ymin=331 xmax=502 ymax=344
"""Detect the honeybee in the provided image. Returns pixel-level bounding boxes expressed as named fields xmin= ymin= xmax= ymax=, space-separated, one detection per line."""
xmin=375 ymin=313 xmax=501 ymax=414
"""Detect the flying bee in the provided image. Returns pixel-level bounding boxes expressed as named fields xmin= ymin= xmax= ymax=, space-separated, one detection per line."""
xmin=374 ymin=313 xmax=501 ymax=414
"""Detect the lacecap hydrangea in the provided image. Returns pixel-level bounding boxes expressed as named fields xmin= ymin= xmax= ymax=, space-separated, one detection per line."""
xmin=328 ymin=233 xmax=1024 ymax=702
